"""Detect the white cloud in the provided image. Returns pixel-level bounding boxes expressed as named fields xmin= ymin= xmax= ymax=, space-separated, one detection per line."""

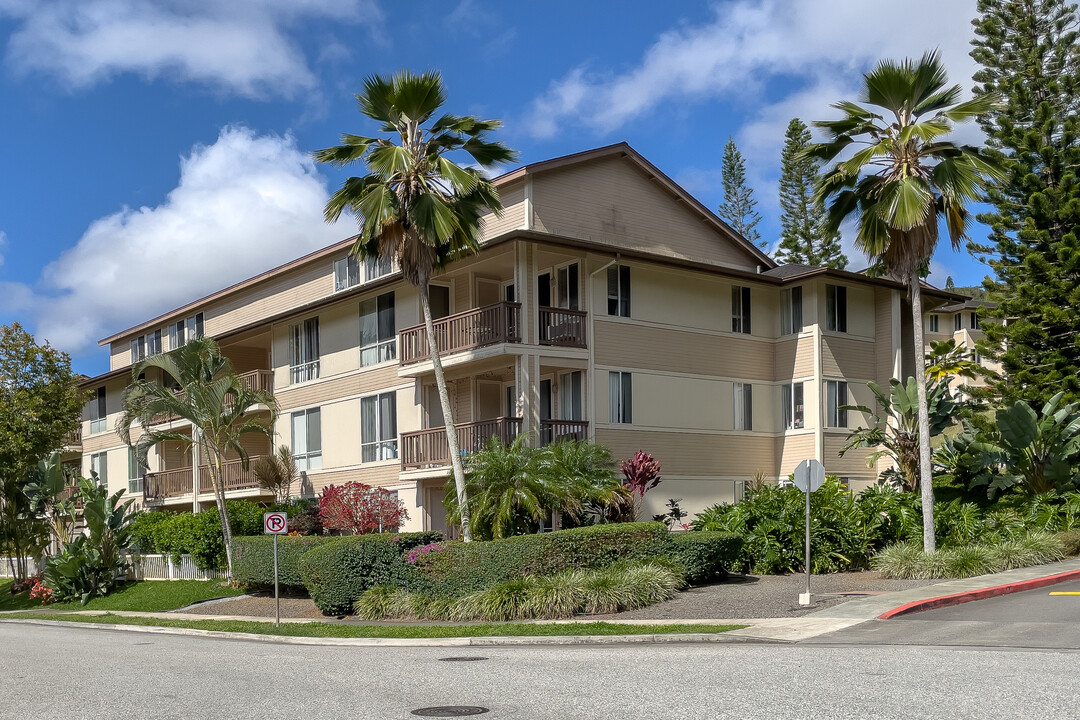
xmin=525 ymin=0 xmax=979 ymax=138
xmin=0 ymin=0 xmax=382 ymax=98
xmin=5 ymin=126 xmax=347 ymax=353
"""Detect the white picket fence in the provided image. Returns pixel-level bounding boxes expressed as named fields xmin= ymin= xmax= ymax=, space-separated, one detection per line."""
xmin=1 ymin=554 xmax=225 ymax=581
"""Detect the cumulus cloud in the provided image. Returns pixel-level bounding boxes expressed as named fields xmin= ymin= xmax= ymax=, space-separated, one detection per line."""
xmin=0 ymin=0 xmax=382 ymax=97
xmin=6 ymin=126 xmax=348 ymax=353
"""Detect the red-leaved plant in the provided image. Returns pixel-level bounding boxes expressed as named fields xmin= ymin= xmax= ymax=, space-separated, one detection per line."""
xmin=28 ymin=576 xmax=53 ymax=605
xmin=318 ymin=482 xmax=409 ymax=535
xmin=620 ymin=451 xmax=662 ymax=520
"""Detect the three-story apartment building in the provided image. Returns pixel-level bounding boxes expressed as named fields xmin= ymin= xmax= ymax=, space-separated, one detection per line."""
xmin=69 ymin=143 xmax=962 ymax=531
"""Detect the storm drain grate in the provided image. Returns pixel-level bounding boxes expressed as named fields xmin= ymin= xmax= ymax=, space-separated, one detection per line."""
xmin=410 ymin=707 xmax=490 ymax=717
xmin=437 ymin=657 xmax=488 ymax=662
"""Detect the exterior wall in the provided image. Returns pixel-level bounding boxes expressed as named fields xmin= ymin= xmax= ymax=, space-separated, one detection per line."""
xmin=478 ymin=180 xmax=526 ymax=239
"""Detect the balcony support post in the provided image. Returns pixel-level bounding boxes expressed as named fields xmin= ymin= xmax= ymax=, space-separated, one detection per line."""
xmin=191 ymin=429 xmax=201 ymax=513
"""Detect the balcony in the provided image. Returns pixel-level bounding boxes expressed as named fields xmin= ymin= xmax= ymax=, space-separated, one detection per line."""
xmin=400 ymin=418 xmax=590 ymax=470
xmin=538 ymin=308 xmax=587 ymax=348
xmin=400 ymin=301 xmax=521 ymax=365
xmin=63 ymin=427 xmax=82 ymax=447
xmin=144 ymin=455 xmax=266 ymax=502
xmin=150 ymin=370 xmax=274 ymax=425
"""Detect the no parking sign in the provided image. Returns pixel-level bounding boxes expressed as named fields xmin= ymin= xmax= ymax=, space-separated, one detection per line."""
xmin=263 ymin=511 xmax=288 ymax=535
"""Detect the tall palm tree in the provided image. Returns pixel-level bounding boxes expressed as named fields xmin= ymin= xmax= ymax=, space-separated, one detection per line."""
xmin=314 ymin=70 xmax=517 ymax=542
xmin=118 ymin=337 xmax=276 ymax=575
xmin=808 ymin=51 xmax=1002 ymax=552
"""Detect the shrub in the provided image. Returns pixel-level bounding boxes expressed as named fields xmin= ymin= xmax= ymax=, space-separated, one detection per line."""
xmin=410 ymin=522 xmax=671 ymax=598
xmin=874 ymin=532 xmax=1065 ymax=579
xmin=666 ymin=531 xmax=742 ymax=584
xmin=1057 ymin=529 xmax=1080 ymax=556
xmin=298 ymin=532 xmax=441 ymax=615
xmin=129 ymin=511 xmax=172 ymax=554
xmin=129 ymin=501 xmax=267 ymax=571
xmin=319 ymin=482 xmax=408 ymax=535
xmin=232 ymin=535 xmax=340 ymax=590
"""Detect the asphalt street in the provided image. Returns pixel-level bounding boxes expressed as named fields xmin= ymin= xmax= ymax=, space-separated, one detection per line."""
xmin=1 ymin=622 xmax=1077 ymax=719
xmin=807 ymin=579 xmax=1080 ymax=649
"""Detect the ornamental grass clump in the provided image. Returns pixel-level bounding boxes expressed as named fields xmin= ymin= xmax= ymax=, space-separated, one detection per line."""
xmin=874 ymin=532 xmax=1065 ymax=579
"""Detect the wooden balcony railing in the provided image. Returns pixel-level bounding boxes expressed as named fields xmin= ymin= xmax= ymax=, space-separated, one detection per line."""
xmin=150 ymin=369 xmax=274 ymax=424
xmin=144 ymin=455 xmax=266 ymax=501
xmin=539 ymin=419 xmax=590 ymax=445
xmin=399 ymin=301 xmax=521 ymax=365
xmin=63 ymin=427 xmax=82 ymax=446
xmin=538 ymin=307 xmax=588 ymax=348
xmin=55 ymin=484 xmax=80 ymax=503
xmin=401 ymin=417 xmax=522 ymax=469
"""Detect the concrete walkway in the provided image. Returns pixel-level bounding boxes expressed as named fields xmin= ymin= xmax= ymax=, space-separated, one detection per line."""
xmin=5 ymin=558 xmax=1080 ymax=646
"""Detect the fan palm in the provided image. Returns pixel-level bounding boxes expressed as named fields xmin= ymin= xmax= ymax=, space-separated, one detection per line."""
xmin=118 ymin=337 xmax=276 ymax=575
xmin=808 ymin=51 xmax=1003 ymax=552
xmin=314 ymin=69 xmax=517 ymax=542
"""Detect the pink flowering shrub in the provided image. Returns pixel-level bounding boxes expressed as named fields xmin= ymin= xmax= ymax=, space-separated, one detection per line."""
xmin=406 ymin=541 xmax=446 ymax=565
xmin=28 ymin=577 xmax=53 ymax=605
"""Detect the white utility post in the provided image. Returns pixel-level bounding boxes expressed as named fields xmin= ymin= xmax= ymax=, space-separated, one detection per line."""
xmin=792 ymin=459 xmax=826 ymax=606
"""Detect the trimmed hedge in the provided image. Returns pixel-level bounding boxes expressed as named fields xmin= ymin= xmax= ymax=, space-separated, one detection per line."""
xmin=667 ymin=532 xmax=743 ymax=584
xmin=410 ymin=522 xmax=672 ymax=598
xmin=298 ymin=532 xmax=442 ymax=615
xmin=232 ymin=536 xmax=341 ymax=591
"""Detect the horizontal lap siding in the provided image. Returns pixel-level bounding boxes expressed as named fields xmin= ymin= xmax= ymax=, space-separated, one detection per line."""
xmin=824 ymin=434 xmax=878 ymax=478
xmin=480 ymin=183 xmax=525 ymax=239
xmin=305 ymin=464 xmax=401 ymax=495
xmin=774 ymin=337 xmax=815 ymax=380
xmin=875 ymin=288 xmax=895 ymax=386
xmin=594 ymin=428 xmax=776 ymax=477
xmin=594 ymin=321 xmax=773 ymax=381
xmin=778 ymin=434 xmax=816 ymax=477
xmin=531 ymin=156 xmax=760 ymax=270
xmin=274 ymin=366 xmax=402 ymax=410
xmin=822 ymin=336 xmax=876 ymax=380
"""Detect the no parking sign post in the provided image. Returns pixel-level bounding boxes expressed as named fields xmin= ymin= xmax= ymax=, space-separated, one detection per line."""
xmin=264 ymin=512 xmax=288 ymax=626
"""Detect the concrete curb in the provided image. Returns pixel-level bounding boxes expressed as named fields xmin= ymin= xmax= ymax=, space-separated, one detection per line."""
xmin=0 ymin=618 xmax=756 ymax=648
xmin=877 ymin=568 xmax=1080 ymax=620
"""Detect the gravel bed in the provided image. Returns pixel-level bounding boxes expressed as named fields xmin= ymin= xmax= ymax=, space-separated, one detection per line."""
xmin=177 ymin=572 xmax=935 ymax=622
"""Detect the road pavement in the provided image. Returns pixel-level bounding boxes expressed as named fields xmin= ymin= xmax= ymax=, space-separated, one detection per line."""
xmin=807 ymin=579 xmax=1080 ymax=649
xmin=1 ymin=622 xmax=1077 ymax=719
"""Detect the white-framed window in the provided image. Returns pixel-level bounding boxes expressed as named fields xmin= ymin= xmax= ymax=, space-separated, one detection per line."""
xmin=607 ymin=264 xmax=631 ymax=317
xmin=291 ymin=408 xmax=322 ymax=471
xmin=970 ymin=311 xmax=980 ymax=330
xmin=826 ymin=380 xmax=848 ymax=428
xmin=90 ymin=452 xmax=108 ymax=486
xmin=557 ymin=262 xmax=580 ymax=310
xmin=609 ymin=371 xmax=632 ymax=424
xmin=734 ymin=382 xmax=753 ymax=431
xmin=169 ymin=312 xmax=204 ymax=350
xmin=362 ymin=392 xmax=398 ymax=462
xmin=334 ymin=254 xmax=394 ymax=292
xmin=130 ymin=329 xmax=162 ymax=362
xmin=90 ymin=386 xmax=107 ymax=434
xmin=360 ymin=292 xmax=396 ymax=366
xmin=780 ymin=287 xmax=803 ymax=336
xmin=928 ymin=314 xmax=939 ymax=333
xmin=954 ymin=314 xmax=962 ymax=332
xmin=731 ymin=286 xmax=751 ymax=334
xmin=782 ymin=382 xmax=805 ymax=430
xmin=128 ymin=447 xmax=145 ymax=494
xmin=825 ymin=284 xmax=847 ymax=333
xmin=289 ymin=317 xmax=320 ymax=384
xmin=559 ymin=371 xmax=583 ymax=421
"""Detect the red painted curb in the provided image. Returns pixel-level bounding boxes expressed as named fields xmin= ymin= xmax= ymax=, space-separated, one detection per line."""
xmin=878 ymin=568 xmax=1080 ymax=620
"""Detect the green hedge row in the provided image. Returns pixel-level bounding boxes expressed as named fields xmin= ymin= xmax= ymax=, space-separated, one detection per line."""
xmin=128 ymin=501 xmax=265 ymax=570
xmin=667 ymin=531 xmax=743 ymax=584
xmin=232 ymin=536 xmax=341 ymax=590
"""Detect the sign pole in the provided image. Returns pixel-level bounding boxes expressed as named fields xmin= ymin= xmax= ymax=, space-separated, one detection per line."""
xmin=804 ymin=482 xmax=811 ymax=603
xmin=264 ymin=511 xmax=287 ymax=626
xmin=793 ymin=459 xmax=824 ymax=606
xmin=274 ymin=533 xmax=278 ymax=626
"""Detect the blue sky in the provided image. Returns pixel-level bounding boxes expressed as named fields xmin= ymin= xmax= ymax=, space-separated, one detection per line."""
xmin=0 ymin=0 xmax=990 ymax=376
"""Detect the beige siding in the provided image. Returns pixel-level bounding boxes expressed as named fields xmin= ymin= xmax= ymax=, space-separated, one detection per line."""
xmin=274 ymin=366 xmax=402 ymax=411
xmin=875 ymin=288 xmax=895 ymax=386
xmin=822 ymin=336 xmax=877 ymax=380
xmin=594 ymin=321 xmax=774 ymax=381
xmin=775 ymin=337 xmax=815 ymax=380
xmin=531 ymin=155 xmax=761 ymax=270
xmin=778 ymin=433 xmax=816 ymax=477
xmin=479 ymin=181 xmax=525 ymax=239
xmin=303 ymin=464 xmax=401 ymax=496
xmin=824 ymin=434 xmax=877 ymax=478
xmin=594 ymin=428 xmax=776 ymax=477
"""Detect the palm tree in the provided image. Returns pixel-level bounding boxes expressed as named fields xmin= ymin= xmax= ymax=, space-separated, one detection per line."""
xmin=254 ymin=445 xmax=298 ymax=505
xmin=808 ymin=51 xmax=1002 ymax=552
xmin=314 ymin=70 xmax=517 ymax=542
xmin=118 ymin=337 xmax=276 ymax=575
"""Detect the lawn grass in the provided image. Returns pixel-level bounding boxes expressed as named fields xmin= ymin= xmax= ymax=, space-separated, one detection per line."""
xmin=0 ymin=578 xmax=246 ymax=612
xmin=0 ymin=611 xmax=744 ymax=639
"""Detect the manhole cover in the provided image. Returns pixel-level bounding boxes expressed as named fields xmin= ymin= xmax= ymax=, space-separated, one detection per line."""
xmin=437 ymin=657 xmax=488 ymax=662
xmin=410 ymin=707 xmax=490 ymax=717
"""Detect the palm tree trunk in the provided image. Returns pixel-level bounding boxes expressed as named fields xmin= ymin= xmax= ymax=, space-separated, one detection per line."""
xmin=909 ymin=271 xmax=936 ymax=553
xmin=204 ymin=442 xmax=235 ymax=576
xmin=419 ymin=280 xmax=473 ymax=542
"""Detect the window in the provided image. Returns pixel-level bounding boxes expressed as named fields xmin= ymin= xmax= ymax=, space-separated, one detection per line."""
xmin=289 ymin=318 xmax=320 ymax=383
xmin=731 ymin=286 xmax=751 ymax=334
xmin=90 ymin=452 xmax=108 ymax=486
xmin=90 ymin=386 xmax=107 ymax=434
xmin=291 ymin=409 xmax=322 ymax=471
xmin=734 ymin=383 xmax=753 ymax=431
xmin=334 ymin=255 xmax=394 ymax=292
xmin=607 ymin=265 xmax=631 ymax=317
xmin=826 ymin=380 xmax=848 ymax=428
xmin=169 ymin=312 xmax=204 ymax=349
xmin=559 ymin=371 xmax=583 ymax=421
xmin=780 ymin=287 xmax=803 ymax=335
xmin=954 ymin=314 xmax=962 ymax=332
xmin=557 ymin=263 xmax=580 ymax=310
xmin=782 ymin=382 xmax=805 ymax=430
xmin=362 ymin=392 xmax=398 ymax=462
xmin=130 ymin=330 xmax=162 ymax=361
xmin=609 ymin=372 xmax=632 ymax=424
xmin=970 ymin=311 xmax=980 ymax=330
xmin=825 ymin=284 xmax=848 ymax=332
xmin=928 ymin=314 xmax=939 ymax=333
xmin=128 ymin=448 xmax=145 ymax=494
xmin=359 ymin=293 xmax=396 ymax=366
